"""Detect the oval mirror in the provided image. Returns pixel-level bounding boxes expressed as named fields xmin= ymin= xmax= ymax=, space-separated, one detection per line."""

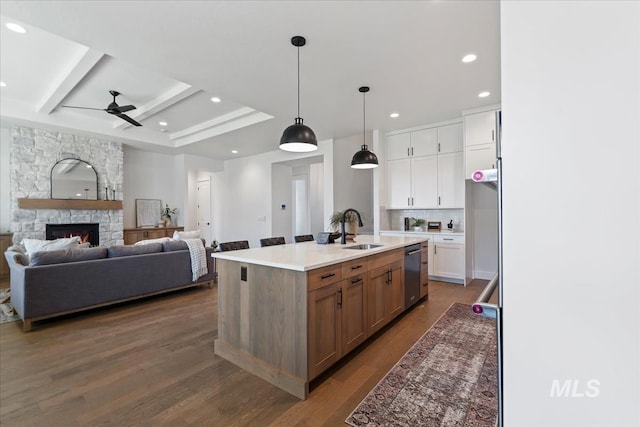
xmin=51 ymin=159 xmax=98 ymax=200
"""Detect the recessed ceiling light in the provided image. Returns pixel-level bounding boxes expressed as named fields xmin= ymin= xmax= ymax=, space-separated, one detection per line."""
xmin=6 ymin=23 xmax=26 ymax=34
xmin=211 ymin=97 xmax=221 ymax=103
xmin=231 ymin=150 xmax=238 ymax=154
xmin=390 ymin=112 xmax=399 ymax=118
xmin=462 ymin=54 xmax=477 ymax=63
xmin=159 ymin=121 xmax=168 ymax=126
xmin=75 ymin=193 xmax=82 ymax=197
xmin=478 ymin=91 xmax=490 ymax=98
xmin=0 ymin=81 xmax=6 ymax=87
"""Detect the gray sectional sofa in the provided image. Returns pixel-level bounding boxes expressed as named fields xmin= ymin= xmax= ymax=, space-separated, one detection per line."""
xmin=4 ymin=240 xmax=215 ymax=332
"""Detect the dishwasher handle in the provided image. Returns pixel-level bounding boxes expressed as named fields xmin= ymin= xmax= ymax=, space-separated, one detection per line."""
xmin=406 ymin=249 xmax=422 ymax=256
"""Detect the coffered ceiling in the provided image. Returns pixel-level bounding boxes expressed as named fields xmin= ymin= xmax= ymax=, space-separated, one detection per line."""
xmin=0 ymin=0 xmax=500 ymax=160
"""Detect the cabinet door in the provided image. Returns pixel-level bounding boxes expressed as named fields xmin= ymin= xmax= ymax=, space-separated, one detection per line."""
xmin=367 ymin=265 xmax=389 ymax=335
xmin=437 ymin=123 xmax=463 ymax=154
xmin=438 ymin=152 xmax=464 ymax=208
xmin=386 ymin=260 xmax=405 ymax=320
xmin=146 ymin=229 xmax=167 ymax=240
xmin=124 ymin=230 xmax=145 ymax=245
xmin=387 ymin=158 xmax=412 ymax=208
xmin=386 ymin=132 xmax=411 ymax=161
xmin=411 ymin=155 xmax=438 ymax=208
xmin=433 ymin=243 xmax=465 ymax=279
xmin=420 ymin=242 xmax=429 ymax=299
xmin=465 ymin=143 xmax=497 ymax=179
xmin=464 ymin=111 xmax=496 ymax=147
xmin=342 ymin=274 xmax=367 ymax=355
xmin=411 ymin=128 xmax=438 ymax=157
xmin=308 ymin=282 xmax=342 ymax=379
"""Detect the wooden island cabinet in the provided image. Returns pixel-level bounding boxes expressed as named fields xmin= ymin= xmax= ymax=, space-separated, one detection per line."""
xmin=213 ymin=235 xmax=427 ymax=400
xmin=123 ymin=227 xmax=183 ymax=245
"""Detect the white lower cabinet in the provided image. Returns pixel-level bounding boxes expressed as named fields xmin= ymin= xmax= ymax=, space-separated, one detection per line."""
xmin=432 ymin=235 xmax=465 ymax=281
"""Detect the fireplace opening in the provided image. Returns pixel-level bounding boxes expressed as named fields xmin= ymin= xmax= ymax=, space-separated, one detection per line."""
xmin=46 ymin=223 xmax=99 ymax=247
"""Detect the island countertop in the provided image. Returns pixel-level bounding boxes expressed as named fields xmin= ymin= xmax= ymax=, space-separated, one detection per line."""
xmin=212 ymin=235 xmax=427 ymax=271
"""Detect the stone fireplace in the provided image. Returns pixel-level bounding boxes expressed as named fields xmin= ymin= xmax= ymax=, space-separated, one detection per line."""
xmin=46 ymin=223 xmax=100 ymax=246
xmin=9 ymin=126 xmax=124 ymax=246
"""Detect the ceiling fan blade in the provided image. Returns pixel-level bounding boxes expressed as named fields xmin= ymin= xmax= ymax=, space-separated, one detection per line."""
xmin=116 ymin=113 xmax=142 ymax=127
xmin=113 ymin=105 xmax=136 ymax=113
xmin=61 ymin=105 xmax=106 ymax=111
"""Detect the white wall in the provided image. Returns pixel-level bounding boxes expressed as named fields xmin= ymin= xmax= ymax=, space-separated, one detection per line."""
xmin=333 ymin=132 xmax=374 ymax=233
xmin=218 ymin=140 xmax=333 ymax=248
xmin=271 ymin=164 xmax=293 ymax=242
xmin=0 ymin=126 xmax=11 ymax=232
xmin=123 ymin=147 xmax=184 ymax=229
xmin=309 ymin=162 xmax=324 ymax=236
xmin=502 ymin=2 xmax=639 ymax=426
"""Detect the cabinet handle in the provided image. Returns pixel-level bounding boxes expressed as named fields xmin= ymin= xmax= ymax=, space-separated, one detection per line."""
xmin=351 ymin=277 xmax=363 ymax=284
xmin=411 ymin=197 xmax=414 ymax=206
xmin=350 ymin=265 xmax=363 ymax=270
xmin=407 ymin=147 xmax=410 ymax=157
xmin=321 ymin=273 xmax=335 ymax=280
xmin=387 ymin=269 xmax=392 ymax=284
xmin=438 ymin=196 xmax=441 ymax=206
xmin=492 ymin=130 xmax=495 ymax=141
xmin=337 ymin=289 xmax=342 ymax=308
xmin=438 ymin=142 xmax=441 ymax=153
xmin=492 ymin=163 xmax=495 ymax=169
xmin=411 ymin=147 xmax=414 ymax=156
xmin=422 ymin=261 xmax=428 ymax=265
xmin=408 ymin=197 xmax=410 ymax=206
xmin=434 ymin=245 xmax=437 ymax=254
xmin=443 ymin=238 xmax=454 ymax=241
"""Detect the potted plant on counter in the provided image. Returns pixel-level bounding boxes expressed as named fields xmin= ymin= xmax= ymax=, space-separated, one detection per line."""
xmin=330 ymin=210 xmax=362 ymax=241
xmin=411 ymin=218 xmax=426 ymax=232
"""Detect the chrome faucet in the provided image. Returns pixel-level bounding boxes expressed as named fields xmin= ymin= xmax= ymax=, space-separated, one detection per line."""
xmin=340 ymin=208 xmax=364 ymax=244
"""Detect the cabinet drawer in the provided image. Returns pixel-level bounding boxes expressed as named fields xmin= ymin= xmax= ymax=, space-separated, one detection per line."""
xmin=368 ymin=248 xmax=403 ymax=270
xmin=307 ymin=264 xmax=342 ymax=292
xmin=433 ymin=235 xmax=464 ymax=244
xmin=342 ymin=257 xmax=369 ymax=279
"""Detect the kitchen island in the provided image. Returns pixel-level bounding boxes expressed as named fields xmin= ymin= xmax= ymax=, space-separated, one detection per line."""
xmin=212 ymin=235 xmax=428 ymax=399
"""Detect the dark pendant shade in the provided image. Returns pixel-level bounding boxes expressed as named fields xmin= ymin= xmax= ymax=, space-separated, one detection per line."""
xmin=280 ymin=117 xmax=318 ymax=152
xmin=351 ymin=85 xmax=378 ymax=169
xmin=351 ymin=145 xmax=379 ymax=169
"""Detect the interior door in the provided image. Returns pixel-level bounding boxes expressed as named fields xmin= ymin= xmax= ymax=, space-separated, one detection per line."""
xmin=197 ymin=178 xmax=212 ymax=245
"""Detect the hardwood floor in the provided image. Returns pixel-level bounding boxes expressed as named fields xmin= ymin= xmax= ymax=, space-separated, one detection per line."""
xmin=0 ymin=278 xmax=492 ymax=426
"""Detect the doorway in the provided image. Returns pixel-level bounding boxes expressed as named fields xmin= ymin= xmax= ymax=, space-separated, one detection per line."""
xmin=197 ymin=178 xmax=212 ymax=245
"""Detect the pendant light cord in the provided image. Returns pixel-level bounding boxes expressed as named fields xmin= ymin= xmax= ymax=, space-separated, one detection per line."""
xmin=362 ymin=90 xmax=366 ymax=149
xmin=297 ymin=44 xmax=300 ymax=118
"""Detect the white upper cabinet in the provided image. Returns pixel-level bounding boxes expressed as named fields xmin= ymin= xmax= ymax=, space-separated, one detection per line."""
xmin=437 ymin=123 xmax=463 ymax=154
xmin=386 ymin=133 xmax=411 ymax=161
xmin=411 ymin=128 xmax=438 ymax=157
xmin=438 ymin=152 xmax=464 ymax=208
xmin=411 ymin=155 xmax=439 ymax=208
xmin=464 ymin=111 xmax=497 ymax=146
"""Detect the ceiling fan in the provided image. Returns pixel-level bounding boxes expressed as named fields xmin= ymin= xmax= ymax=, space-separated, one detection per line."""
xmin=61 ymin=90 xmax=142 ymax=127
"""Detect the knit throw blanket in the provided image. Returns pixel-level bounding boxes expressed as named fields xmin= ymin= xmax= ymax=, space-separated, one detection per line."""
xmin=184 ymin=238 xmax=208 ymax=281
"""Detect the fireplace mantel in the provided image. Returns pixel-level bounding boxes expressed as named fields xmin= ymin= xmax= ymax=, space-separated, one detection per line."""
xmin=18 ymin=198 xmax=123 ymax=210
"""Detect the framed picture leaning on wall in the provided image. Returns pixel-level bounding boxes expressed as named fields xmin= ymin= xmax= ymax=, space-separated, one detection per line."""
xmin=135 ymin=199 xmax=162 ymax=228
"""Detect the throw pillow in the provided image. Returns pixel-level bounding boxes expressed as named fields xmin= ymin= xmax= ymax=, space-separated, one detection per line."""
xmin=7 ymin=244 xmax=26 ymax=254
xmin=173 ymin=230 xmax=201 ymax=240
xmin=134 ymin=237 xmax=171 ymax=246
xmin=22 ymin=236 xmax=81 ymax=255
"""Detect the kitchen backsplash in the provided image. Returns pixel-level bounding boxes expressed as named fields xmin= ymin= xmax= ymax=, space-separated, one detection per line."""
xmin=385 ymin=209 xmax=465 ymax=231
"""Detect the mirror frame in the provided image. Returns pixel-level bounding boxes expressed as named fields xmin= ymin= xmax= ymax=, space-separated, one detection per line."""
xmin=50 ymin=158 xmax=98 ymax=200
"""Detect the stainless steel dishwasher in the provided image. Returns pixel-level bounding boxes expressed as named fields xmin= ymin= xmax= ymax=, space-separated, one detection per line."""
xmin=404 ymin=243 xmax=422 ymax=309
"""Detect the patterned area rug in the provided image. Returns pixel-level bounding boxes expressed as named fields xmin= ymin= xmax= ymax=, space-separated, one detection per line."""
xmin=346 ymin=302 xmax=497 ymax=427
xmin=0 ymin=289 xmax=19 ymax=324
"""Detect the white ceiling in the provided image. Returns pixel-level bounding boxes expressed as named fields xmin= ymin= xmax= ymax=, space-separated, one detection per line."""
xmin=0 ymin=0 xmax=501 ymax=161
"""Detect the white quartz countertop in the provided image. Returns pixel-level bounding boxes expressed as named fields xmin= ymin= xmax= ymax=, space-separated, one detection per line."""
xmin=380 ymin=229 xmax=464 ymax=236
xmin=212 ymin=235 xmax=428 ymax=272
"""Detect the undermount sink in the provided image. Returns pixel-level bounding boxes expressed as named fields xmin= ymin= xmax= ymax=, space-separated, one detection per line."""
xmin=343 ymin=243 xmax=384 ymax=250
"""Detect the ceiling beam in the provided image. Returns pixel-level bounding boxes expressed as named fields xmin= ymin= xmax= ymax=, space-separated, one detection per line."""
xmin=37 ymin=48 xmax=104 ymax=114
xmin=113 ymin=83 xmax=199 ymax=129
xmin=170 ymin=107 xmax=274 ymax=147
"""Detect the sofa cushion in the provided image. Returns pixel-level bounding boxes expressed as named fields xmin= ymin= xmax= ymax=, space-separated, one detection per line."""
xmin=134 ymin=237 xmax=171 ymax=246
xmin=7 ymin=244 xmax=26 ymax=254
xmin=22 ymin=236 xmax=81 ymax=255
xmin=163 ymin=240 xmax=188 ymax=252
xmin=30 ymin=247 xmax=108 ymax=266
xmin=173 ymin=230 xmax=200 ymax=240
xmin=107 ymin=243 xmax=163 ymax=258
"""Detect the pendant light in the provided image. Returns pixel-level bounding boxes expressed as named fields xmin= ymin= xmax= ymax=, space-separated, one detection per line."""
xmin=280 ymin=36 xmax=318 ymax=152
xmin=351 ymin=86 xmax=379 ymax=169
